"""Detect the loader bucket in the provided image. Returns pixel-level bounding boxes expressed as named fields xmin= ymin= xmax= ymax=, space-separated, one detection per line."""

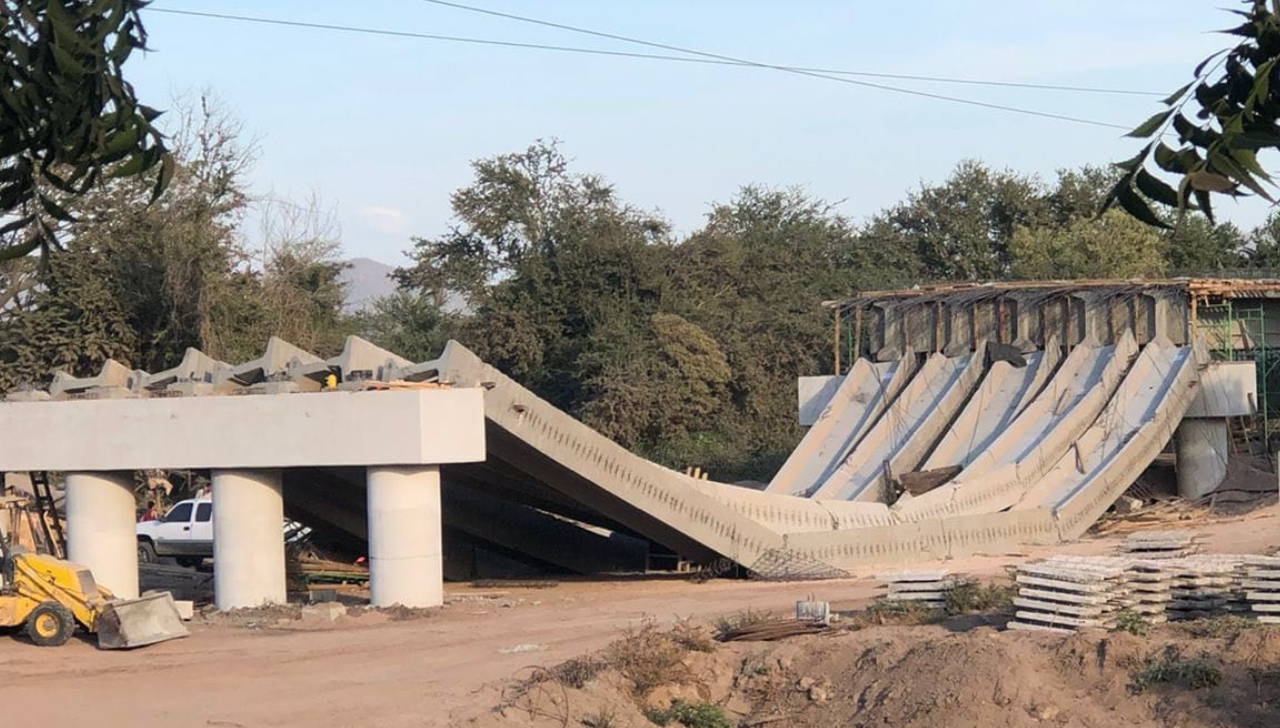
xmin=94 ymin=592 xmax=190 ymax=650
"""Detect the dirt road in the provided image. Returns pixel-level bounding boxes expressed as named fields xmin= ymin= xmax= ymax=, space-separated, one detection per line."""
xmin=2 ymin=506 xmax=1275 ymax=728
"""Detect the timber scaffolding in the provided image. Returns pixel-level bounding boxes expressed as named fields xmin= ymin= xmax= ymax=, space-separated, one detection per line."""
xmin=826 ymin=278 xmax=1280 ymax=433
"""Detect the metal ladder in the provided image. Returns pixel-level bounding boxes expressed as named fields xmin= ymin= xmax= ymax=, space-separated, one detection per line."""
xmin=29 ymin=471 xmax=65 ymax=558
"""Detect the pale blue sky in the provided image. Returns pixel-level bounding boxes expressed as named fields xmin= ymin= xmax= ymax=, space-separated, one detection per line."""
xmin=132 ymin=1 xmax=1267 ymax=264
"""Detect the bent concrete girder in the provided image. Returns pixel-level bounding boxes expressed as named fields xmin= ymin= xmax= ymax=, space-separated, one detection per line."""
xmin=920 ymin=346 xmax=1058 ymax=471
xmin=479 ymin=420 xmax=733 ymax=564
xmin=434 ymin=342 xmax=786 ymax=568
xmin=812 ymin=351 xmax=981 ymax=501
xmin=1017 ymin=340 xmax=1201 ymax=534
xmin=891 ymin=333 xmax=1139 ymax=522
xmin=765 ymin=358 xmax=900 ymax=496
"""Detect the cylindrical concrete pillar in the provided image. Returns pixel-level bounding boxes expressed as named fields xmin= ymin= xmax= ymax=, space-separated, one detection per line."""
xmin=1176 ymin=419 xmax=1230 ymax=499
xmin=367 ymin=465 xmax=443 ymax=608
xmin=66 ymin=471 xmax=139 ymax=599
xmin=212 ymin=469 xmax=286 ymax=609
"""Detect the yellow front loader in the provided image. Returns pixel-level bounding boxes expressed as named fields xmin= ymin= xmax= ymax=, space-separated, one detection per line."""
xmin=0 ymin=543 xmax=188 ymax=649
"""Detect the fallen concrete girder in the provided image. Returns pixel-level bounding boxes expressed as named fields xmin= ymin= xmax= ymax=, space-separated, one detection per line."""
xmin=1 ymin=330 xmax=1210 ymax=580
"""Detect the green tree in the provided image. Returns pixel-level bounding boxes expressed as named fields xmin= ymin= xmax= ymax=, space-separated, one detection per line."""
xmin=1010 ymin=210 xmax=1168 ymax=280
xmin=1244 ymin=210 xmax=1280 ymax=268
xmin=352 ymin=291 xmax=454 ymax=363
xmin=866 ymin=161 xmax=1045 ymax=281
xmin=1109 ymin=0 xmax=1280 ymax=225
xmin=1165 ymin=216 xmax=1246 ymax=272
xmin=1 ymin=0 xmax=173 ymax=260
xmin=0 ymin=98 xmax=352 ymax=390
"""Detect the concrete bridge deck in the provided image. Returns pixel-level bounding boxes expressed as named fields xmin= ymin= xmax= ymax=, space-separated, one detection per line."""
xmin=0 ymin=326 xmax=1226 ymax=605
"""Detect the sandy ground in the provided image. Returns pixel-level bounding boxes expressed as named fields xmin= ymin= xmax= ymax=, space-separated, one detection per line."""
xmin=2 ymin=505 xmax=1276 ymax=728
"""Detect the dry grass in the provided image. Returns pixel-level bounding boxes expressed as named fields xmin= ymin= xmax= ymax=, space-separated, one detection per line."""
xmin=606 ymin=620 xmax=697 ymax=697
xmin=713 ymin=608 xmax=778 ymax=640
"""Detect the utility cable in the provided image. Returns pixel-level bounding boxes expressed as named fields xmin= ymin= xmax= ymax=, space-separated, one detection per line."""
xmin=413 ymin=0 xmax=1135 ymax=130
xmin=150 ymin=6 xmax=1144 ymax=129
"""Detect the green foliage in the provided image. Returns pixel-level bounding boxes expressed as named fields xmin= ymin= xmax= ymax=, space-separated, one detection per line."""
xmin=1010 ymin=210 xmax=1169 ymax=279
xmin=642 ymin=700 xmax=732 ymax=728
xmin=1245 ymin=210 xmax=1280 ymax=268
xmin=1108 ymin=1 xmax=1280 ymax=225
xmin=351 ymin=291 xmax=454 ymax=363
xmin=873 ymin=160 xmax=1045 ymax=281
xmin=0 ymin=0 xmax=173 ymax=260
xmin=1113 ymin=610 xmax=1150 ymax=637
xmin=944 ymin=580 xmax=1015 ymax=615
xmin=1131 ymin=650 xmax=1222 ymax=693
xmin=0 ymin=245 xmax=136 ymax=391
xmin=0 ymin=99 xmax=351 ymax=392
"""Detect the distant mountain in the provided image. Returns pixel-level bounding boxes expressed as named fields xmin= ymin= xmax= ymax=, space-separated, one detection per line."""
xmin=341 ymin=257 xmax=398 ymax=313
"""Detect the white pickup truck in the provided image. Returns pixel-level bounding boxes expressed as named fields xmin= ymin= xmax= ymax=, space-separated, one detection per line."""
xmin=136 ymin=498 xmax=311 ymax=568
xmin=136 ymin=498 xmax=213 ymax=568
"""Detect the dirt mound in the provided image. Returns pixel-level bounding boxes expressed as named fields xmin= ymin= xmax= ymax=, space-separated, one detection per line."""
xmin=459 ymin=622 xmax=1280 ymax=728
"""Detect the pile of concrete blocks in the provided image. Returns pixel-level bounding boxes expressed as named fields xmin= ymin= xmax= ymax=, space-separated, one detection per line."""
xmin=1120 ymin=531 xmax=1203 ymax=559
xmin=1164 ymin=555 xmax=1250 ymax=620
xmin=1008 ymin=556 xmax=1173 ymax=633
xmin=1244 ymin=555 xmax=1280 ymax=624
xmin=875 ymin=570 xmax=954 ymax=609
xmin=1063 ymin=557 xmax=1172 ymax=622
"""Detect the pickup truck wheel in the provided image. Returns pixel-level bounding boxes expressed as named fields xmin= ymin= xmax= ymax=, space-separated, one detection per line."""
xmin=26 ymin=601 xmax=75 ymax=647
xmin=137 ymin=540 xmax=158 ymax=564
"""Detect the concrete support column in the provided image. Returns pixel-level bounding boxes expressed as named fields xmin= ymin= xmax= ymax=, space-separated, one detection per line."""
xmin=1175 ymin=419 xmax=1230 ymax=499
xmin=212 ymin=469 xmax=286 ymax=609
xmin=367 ymin=465 xmax=443 ymax=608
xmin=65 ymin=471 xmax=138 ymax=598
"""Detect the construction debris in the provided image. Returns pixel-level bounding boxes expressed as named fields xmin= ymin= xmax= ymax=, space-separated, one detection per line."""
xmin=876 ymin=570 xmax=955 ymax=609
xmin=716 ymin=619 xmax=831 ymax=642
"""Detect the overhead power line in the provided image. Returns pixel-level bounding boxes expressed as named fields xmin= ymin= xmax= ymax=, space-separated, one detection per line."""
xmin=147 ymin=7 xmax=1158 ymax=126
xmin=413 ymin=0 xmax=1136 ymax=130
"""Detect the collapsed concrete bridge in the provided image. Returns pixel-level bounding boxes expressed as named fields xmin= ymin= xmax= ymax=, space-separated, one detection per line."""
xmin=0 ymin=280 xmax=1259 ymax=609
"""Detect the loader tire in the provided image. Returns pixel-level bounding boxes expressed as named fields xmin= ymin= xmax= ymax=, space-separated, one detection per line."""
xmin=25 ymin=601 xmax=75 ymax=647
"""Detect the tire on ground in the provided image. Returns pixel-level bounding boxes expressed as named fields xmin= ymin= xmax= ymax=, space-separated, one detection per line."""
xmin=25 ymin=601 xmax=75 ymax=647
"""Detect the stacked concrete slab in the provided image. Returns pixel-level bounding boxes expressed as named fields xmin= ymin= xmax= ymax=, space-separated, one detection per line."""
xmin=1008 ymin=556 xmax=1171 ymax=633
xmin=1244 ymin=556 xmax=1280 ymax=624
xmin=1120 ymin=531 xmax=1203 ymax=559
xmin=876 ymin=570 xmax=955 ymax=609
